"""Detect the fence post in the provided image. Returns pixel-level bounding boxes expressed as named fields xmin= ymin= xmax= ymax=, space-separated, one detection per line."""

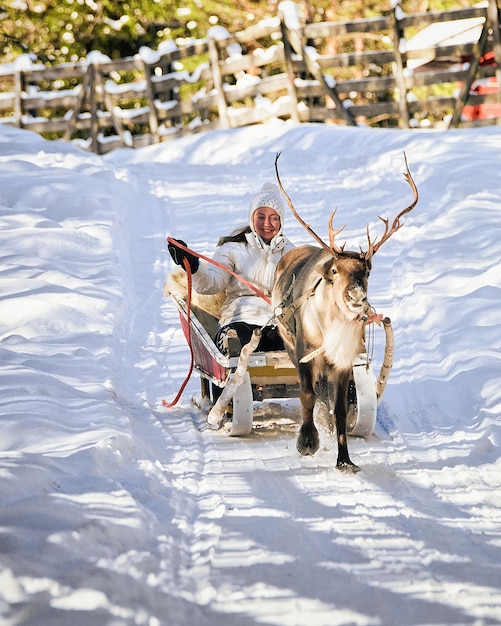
xmin=142 ymin=59 xmax=160 ymax=143
xmin=278 ymin=4 xmax=300 ymax=122
xmin=13 ymin=69 xmax=23 ymax=128
xmin=88 ymin=62 xmax=99 ymax=154
xmin=208 ymin=38 xmax=229 ymax=129
xmin=389 ymin=6 xmax=410 ymax=128
xmin=64 ymin=68 xmax=90 ymax=142
xmin=449 ymin=19 xmax=489 ymax=128
xmin=487 ymin=0 xmax=501 ymax=96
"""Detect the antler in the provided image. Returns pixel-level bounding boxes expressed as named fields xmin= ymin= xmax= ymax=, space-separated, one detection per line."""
xmin=275 ymin=153 xmax=334 ymax=255
xmin=275 ymin=152 xmax=418 ymax=260
xmin=328 ymin=209 xmax=347 ymax=254
xmin=366 ymin=152 xmax=418 ymax=259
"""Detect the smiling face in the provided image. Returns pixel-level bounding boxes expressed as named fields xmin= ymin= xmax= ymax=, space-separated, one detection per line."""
xmin=252 ymin=207 xmax=281 ymax=244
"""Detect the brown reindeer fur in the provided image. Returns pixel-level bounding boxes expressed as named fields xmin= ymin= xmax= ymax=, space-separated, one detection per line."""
xmin=273 ymin=245 xmax=371 ymax=472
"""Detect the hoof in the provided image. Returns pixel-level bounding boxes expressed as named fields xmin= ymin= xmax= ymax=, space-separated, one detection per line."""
xmin=297 ymin=425 xmax=319 ymax=456
xmin=296 ymin=441 xmax=318 ymax=456
xmin=337 ymin=460 xmax=361 ymax=473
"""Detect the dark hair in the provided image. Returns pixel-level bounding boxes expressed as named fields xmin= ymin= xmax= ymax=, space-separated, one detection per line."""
xmin=217 ymin=225 xmax=251 ymax=247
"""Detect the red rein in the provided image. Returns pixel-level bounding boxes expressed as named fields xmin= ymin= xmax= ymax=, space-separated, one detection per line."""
xmin=166 ymin=237 xmax=272 ymax=305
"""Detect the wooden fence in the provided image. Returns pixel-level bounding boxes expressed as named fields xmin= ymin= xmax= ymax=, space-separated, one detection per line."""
xmin=1 ymin=0 xmax=500 ymax=154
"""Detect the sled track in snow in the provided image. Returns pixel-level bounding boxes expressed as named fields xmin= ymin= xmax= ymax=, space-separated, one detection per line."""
xmin=141 ymin=401 xmax=501 ymax=625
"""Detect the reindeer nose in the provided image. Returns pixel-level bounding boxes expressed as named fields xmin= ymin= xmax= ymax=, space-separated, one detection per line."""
xmin=347 ymin=284 xmax=367 ymax=308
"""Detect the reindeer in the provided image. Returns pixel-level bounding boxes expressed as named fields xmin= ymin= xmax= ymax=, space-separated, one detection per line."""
xmin=272 ymin=154 xmax=418 ymax=472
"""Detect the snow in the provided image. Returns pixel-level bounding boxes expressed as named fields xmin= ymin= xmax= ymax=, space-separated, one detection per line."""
xmin=0 ymin=120 xmax=500 ymax=626
xmin=279 ymin=1 xmax=301 ymax=30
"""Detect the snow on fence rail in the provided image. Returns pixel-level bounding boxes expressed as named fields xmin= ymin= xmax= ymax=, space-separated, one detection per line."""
xmin=0 ymin=1 xmax=500 ymax=154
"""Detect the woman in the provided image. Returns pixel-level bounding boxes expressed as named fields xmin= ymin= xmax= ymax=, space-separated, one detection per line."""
xmin=168 ymin=182 xmax=294 ymax=356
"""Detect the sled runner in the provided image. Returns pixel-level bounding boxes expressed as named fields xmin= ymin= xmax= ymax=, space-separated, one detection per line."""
xmin=168 ymin=288 xmax=392 ymax=438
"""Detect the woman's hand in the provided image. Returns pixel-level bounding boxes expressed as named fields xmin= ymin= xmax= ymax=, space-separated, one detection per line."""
xmin=168 ymin=239 xmax=199 ymax=273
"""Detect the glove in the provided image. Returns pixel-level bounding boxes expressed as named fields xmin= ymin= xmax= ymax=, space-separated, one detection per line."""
xmin=168 ymin=239 xmax=199 ymax=273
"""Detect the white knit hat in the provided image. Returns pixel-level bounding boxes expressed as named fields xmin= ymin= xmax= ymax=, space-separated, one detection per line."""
xmin=249 ymin=183 xmax=285 ymax=233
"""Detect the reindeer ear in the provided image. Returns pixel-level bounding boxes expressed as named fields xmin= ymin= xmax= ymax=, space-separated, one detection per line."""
xmin=315 ymin=258 xmax=337 ymax=282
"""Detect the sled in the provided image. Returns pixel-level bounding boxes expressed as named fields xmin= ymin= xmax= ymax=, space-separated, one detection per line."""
xmin=170 ymin=291 xmax=391 ymax=438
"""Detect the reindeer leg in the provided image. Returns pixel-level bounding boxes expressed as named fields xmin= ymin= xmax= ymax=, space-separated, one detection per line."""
xmin=297 ymin=364 xmax=319 ymax=456
xmin=335 ymin=373 xmax=360 ymax=473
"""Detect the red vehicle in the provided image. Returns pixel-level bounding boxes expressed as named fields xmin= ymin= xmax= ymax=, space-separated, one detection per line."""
xmin=462 ymin=51 xmax=501 ymax=121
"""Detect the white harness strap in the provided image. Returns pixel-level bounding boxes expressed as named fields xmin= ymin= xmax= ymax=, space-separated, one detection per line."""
xmin=299 ymin=345 xmax=324 ymax=364
xmin=299 ymin=288 xmax=329 ymax=363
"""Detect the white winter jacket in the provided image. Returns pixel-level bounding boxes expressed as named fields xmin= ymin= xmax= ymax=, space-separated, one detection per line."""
xmin=192 ymin=231 xmax=295 ymax=328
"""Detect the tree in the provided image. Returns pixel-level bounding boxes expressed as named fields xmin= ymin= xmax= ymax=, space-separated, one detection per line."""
xmin=1 ymin=0 xmax=472 ymax=66
xmin=0 ymin=0 xmax=275 ymax=64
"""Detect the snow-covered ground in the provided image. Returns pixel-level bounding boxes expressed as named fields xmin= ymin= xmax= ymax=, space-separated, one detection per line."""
xmin=0 ymin=120 xmax=500 ymax=626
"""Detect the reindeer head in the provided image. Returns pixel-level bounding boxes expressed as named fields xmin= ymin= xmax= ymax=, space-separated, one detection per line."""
xmin=313 ymin=249 xmax=370 ymax=321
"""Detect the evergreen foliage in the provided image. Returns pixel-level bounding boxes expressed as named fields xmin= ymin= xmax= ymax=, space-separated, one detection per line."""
xmin=1 ymin=0 xmax=469 ymax=66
